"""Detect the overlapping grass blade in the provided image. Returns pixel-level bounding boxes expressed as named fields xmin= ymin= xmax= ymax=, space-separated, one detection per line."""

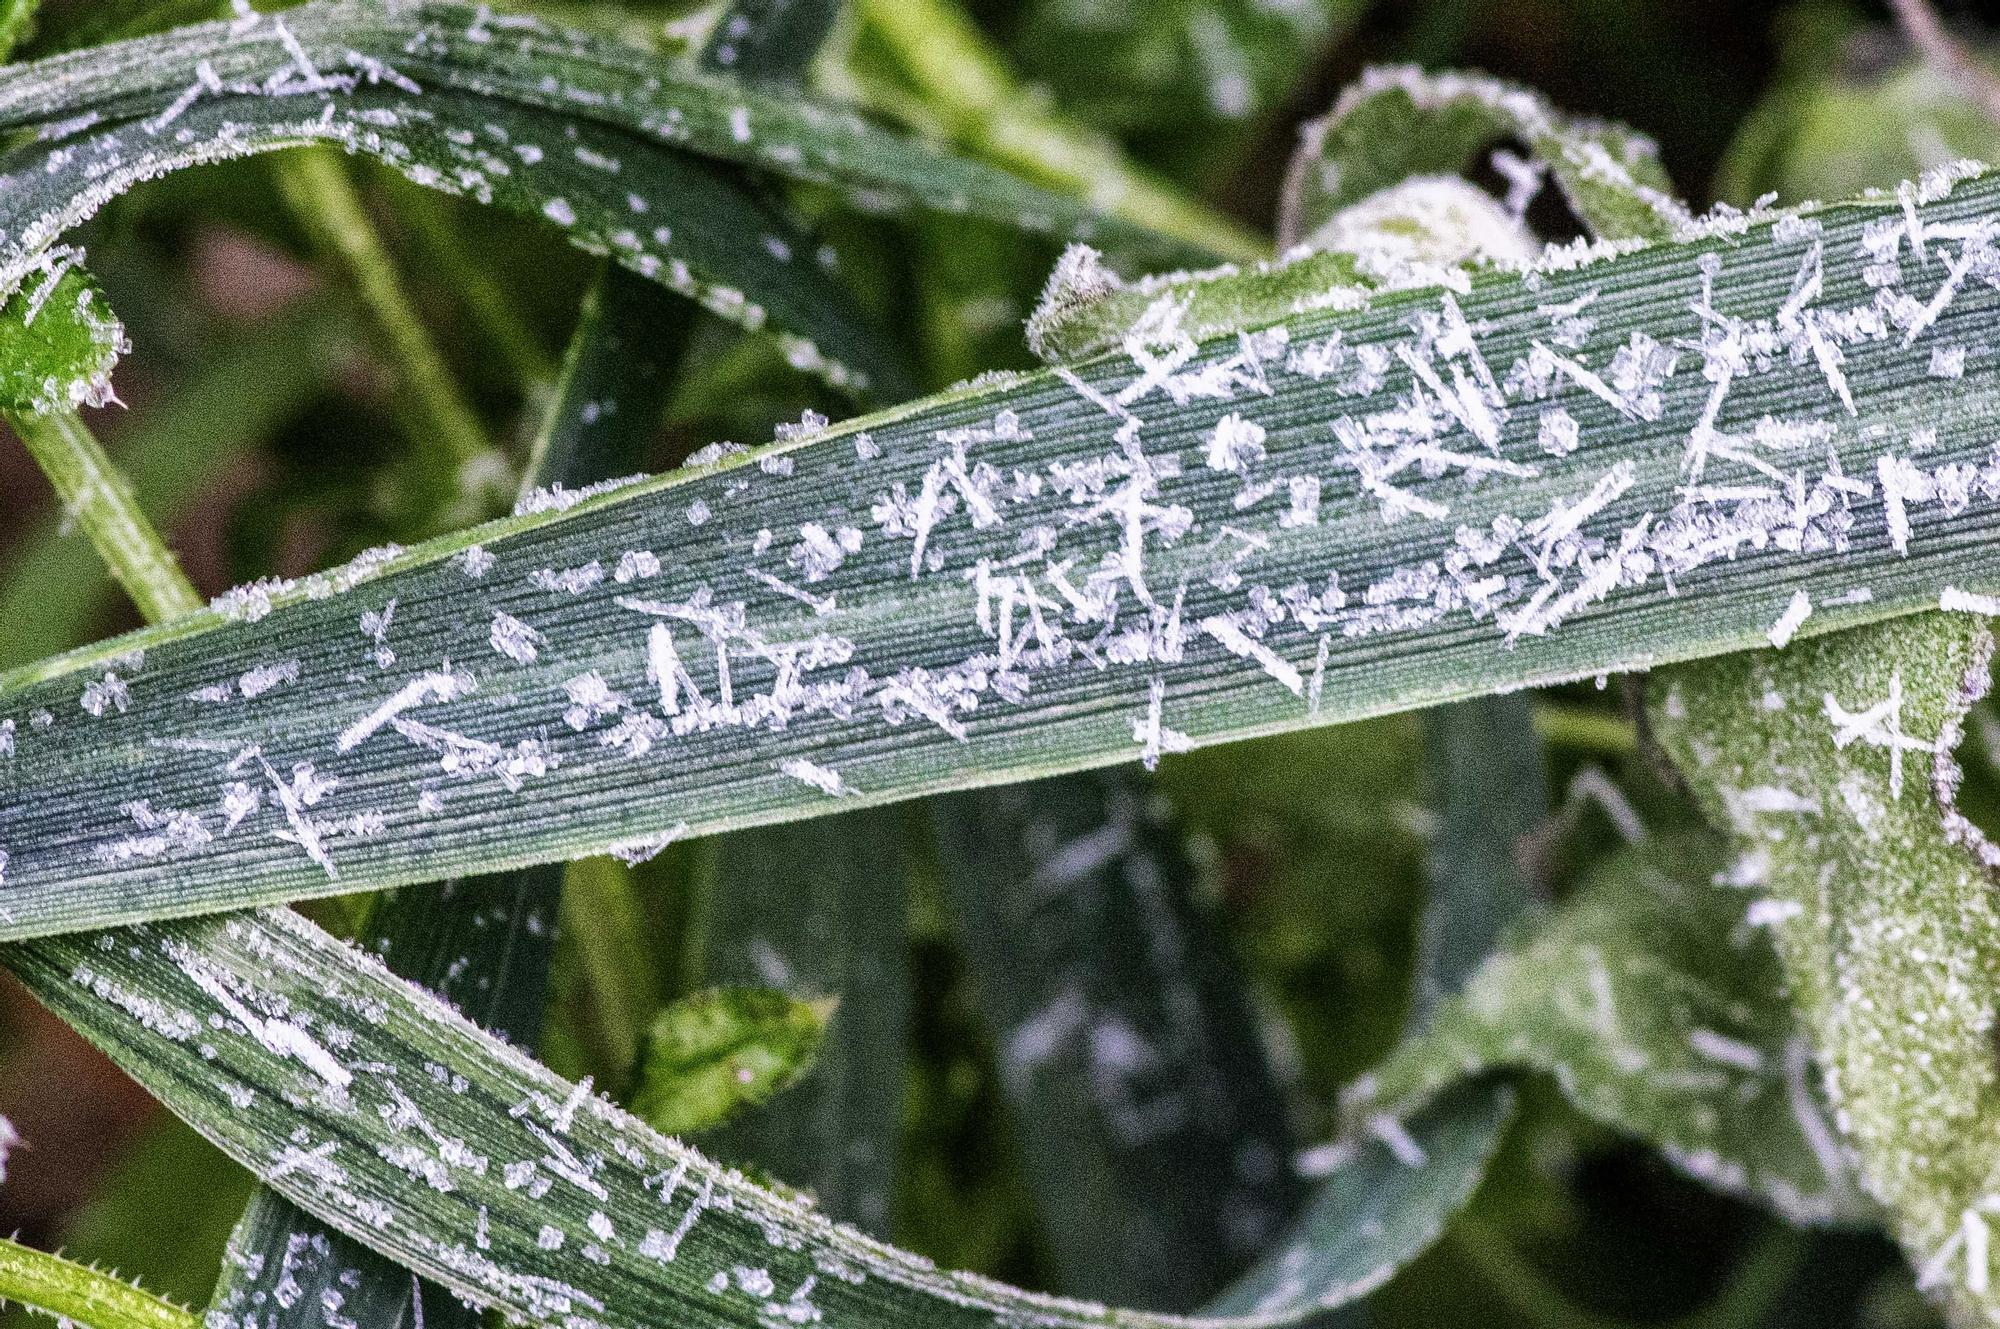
xmin=0 ymin=0 xmax=1185 ymax=267
xmin=696 ymin=811 xmax=912 ymax=1231
xmin=6 ymin=169 xmax=2000 ymax=938
xmin=930 ymin=770 xmax=1300 ymax=1308
xmin=4 ymin=899 xmax=1512 ymax=1329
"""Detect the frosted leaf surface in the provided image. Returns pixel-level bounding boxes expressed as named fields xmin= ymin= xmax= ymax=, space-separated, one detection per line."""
xmin=6 ymin=168 xmax=2000 ymax=938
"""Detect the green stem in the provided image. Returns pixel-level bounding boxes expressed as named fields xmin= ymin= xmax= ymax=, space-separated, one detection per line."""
xmin=851 ymin=0 xmax=1266 ymax=262
xmin=0 ymin=1235 xmax=197 ymax=1329
xmin=396 ymin=186 xmax=557 ymax=388
xmin=4 ymin=407 xmax=201 ymax=623
xmin=1531 ymin=702 xmax=1638 ymax=757
xmin=270 ymin=149 xmax=509 ymax=513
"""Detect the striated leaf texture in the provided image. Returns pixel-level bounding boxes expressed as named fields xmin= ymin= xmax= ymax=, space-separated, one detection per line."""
xmin=6 ymin=165 xmax=2000 ymax=935
xmin=697 ymin=811 xmax=912 ymax=1233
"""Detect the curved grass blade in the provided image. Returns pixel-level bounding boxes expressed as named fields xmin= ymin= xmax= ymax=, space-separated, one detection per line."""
xmin=929 ymin=770 xmax=1300 ymax=1309
xmin=0 ymin=84 xmax=903 ymax=396
xmin=1200 ymin=1079 xmax=1512 ymax=1320
xmin=1347 ymin=837 xmax=1864 ymax=1225
xmin=8 ymin=168 xmax=2000 ymax=938
xmin=1277 ymin=66 xmax=1689 ymax=249
xmin=6 ymin=900 xmax=1516 ymax=1329
xmin=696 ymin=810 xmax=912 ymax=1233
xmin=0 ymin=2 xmax=1185 ymax=264
xmin=1655 ymin=612 xmax=2000 ymax=1314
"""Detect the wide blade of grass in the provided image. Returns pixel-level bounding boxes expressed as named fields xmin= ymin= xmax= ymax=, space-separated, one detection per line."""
xmin=5 ymin=168 xmax=2000 ymax=938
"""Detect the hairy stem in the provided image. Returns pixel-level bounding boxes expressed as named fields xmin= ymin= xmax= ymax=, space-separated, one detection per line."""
xmin=4 ymin=407 xmax=201 ymax=622
xmin=0 ymin=1234 xmax=196 ymax=1329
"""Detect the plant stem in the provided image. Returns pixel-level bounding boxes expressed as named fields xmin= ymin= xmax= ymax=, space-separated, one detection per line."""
xmin=0 ymin=1234 xmax=197 ymax=1329
xmin=270 ymin=149 xmax=509 ymax=513
xmin=1532 ymin=702 xmax=1638 ymax=757
xmin=0 ymin=0 xmax=38 ymax=62
xmin=4 ymin=407 xmax=201 ymax=622
xmin=396 ymin=186 xmax=557 ymax=388
xmin=1888 ymin=0 xmax=2000 ymax=126
xmin=851 ymin=0 xmax=1267 ymax=262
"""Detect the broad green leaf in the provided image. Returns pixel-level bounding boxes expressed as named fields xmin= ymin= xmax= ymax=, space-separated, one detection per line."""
xmin=8 ymin=166 xmax=2000 ymax=938
xmin=1654 ymin=613 xmax=2000 ymax=1314
xmin=1278 ymin=66 xmax=1688 ymax=249
xmin=0 ymin=1234 xmax=195 ymax=1329
xmin=0 ymin=266 xmax=125 ymax=414
xmin=4 ymin=900 xmax=1517 ymax=1329
xmin=930 ymin=770 xmax=1300 ymax=1309
xmin=1349 ymin=838 xmax=1863 ymax=1225
xmin=697 ymin=810 xmax=912 ymax=1232
xmin=629 ymin=986 xmax=831 ymax=1137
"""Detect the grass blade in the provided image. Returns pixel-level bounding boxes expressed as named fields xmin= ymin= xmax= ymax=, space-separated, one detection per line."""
xmin=4 ymin=901 xmax=1512 ymax=1329
xmin=0 ymin=72 xmax=917 ymax=395
xmin=930 ymin=770 xmax=1300 ymax=1308
xmin=697 ymin=811 xmax=913 ymax=1233
xmin=7 ymin=166 xmax=2000 ymax=936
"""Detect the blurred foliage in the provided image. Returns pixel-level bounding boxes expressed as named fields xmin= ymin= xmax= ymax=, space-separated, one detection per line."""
xmin=5 ymin=1 xmax=2000 ymax=1328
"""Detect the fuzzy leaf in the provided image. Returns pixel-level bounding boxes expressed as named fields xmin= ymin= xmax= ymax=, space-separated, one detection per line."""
xmin=1349 ymin=837 xmax=1863 ymax=1225
xmin=7 ymin=168 xmax=2000 ymax=938
xmin=1653 ymin=612 xmax=2000 ymax=1312
xmin=0 ymin=265 xmax=125 ymax=415
xmin=1277 ymin=65 xmax=1688 ymax=249
xmin=629 ymin=987 xmax=832 ymax=1138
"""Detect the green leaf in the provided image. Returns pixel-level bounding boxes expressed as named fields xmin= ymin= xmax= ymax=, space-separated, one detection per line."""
xmin=701 ymin=0 xmax=841 ymax=79
xmin=0 ymin=1 xmax=1185 ymax=263
xmin=7 ymin=164 xmax=2000 ymax=938
xmin=1653 ymin=612 xmax=2000 ymax=1314
xmin=929 ymin=769 xmax=1300 ymax=1308
xmin=0 ymin=265 xmax=125 ymax=414
xmin=1349 ymin=837 xmax=1863 ymax=1225
xmin=697 ymin=810 xmax=912 ymax=1232
xmin=3 ymin=900 xmax=1516 ymax=1329
xmin=629 ymin=986 xmax=832 ymax=1138
xmin=1413 ymin=696 xmax=1548 ymax=1023
xmin=1277 ymin=66 xmax=1689 ymax=249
